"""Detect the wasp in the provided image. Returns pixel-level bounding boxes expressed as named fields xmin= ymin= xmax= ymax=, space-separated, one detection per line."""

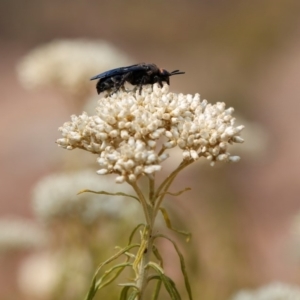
xmin=90 ymin=63 xmax=185 ymax=95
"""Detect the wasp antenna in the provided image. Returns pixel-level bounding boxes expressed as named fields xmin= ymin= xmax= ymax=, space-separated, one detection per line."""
xmin=170 ymin=70 xmax=185 ymax=76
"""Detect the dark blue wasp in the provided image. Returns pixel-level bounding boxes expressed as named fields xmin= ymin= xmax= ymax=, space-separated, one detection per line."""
xmin=90 ymin=63 xmax=185 ymax=95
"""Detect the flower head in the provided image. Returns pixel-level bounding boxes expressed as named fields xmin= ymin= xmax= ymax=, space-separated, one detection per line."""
xmin=18 ymin=252 xmax=61 ymax=298
xmin=57 ymin=84 xmax=244 ymax=183
xmin=0 ymin=217 xmax=48 ymax=252
xmin=231 ymin=282 xmax=300 ymax=300
xmin=17 ymin=39 xmax=132 ymax=98
xmin=32 ymin=170 xmax=138 ymax=223
xmin=18 ymin=250 xmax=92 ymax=299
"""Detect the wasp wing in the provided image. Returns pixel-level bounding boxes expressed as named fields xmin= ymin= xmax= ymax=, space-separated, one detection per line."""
xmin=90 ymin=64 xmax=147 ymax=81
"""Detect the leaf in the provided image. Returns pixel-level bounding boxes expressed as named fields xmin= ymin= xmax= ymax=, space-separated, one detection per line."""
xmin=147 ymin=275 xmax=161 ymax=283
xmin=152 ymin=278 xmax=162 ymax=300
xmin=147 ymin=261 xmax=164 ymax=274
xmin=153 ymin=234 xmax=193 ymax=300
xmin=127 ymin=289 xmax=139 ymax=300
xmin=84 ymin=244 xmax=139 ymax=300
xmin=84 ymin=275 xmax=98 ymax=300
xmin=159 ymin=207 xmax=191 ymax=242
xmin=147 ymin=262 xmax=181 ymax=300
xmin=152 ymin=245 xmax=164 ymax=268
xmin=161 ymin=275 xmax=181 ymax=300
xmin=146 ymin=275 xmax=163 ymax=300
xmin=119 ymin=284 xmax=139 ymax=300
xmin=128 ymin=223 xmax=145 ymax=245
xmin=132 ymin=225 xmax=150 ymax=273
xmin=158 ymin=187 xmax=191 ymax=198
xmin=94 ymin=244 xmax=139 ymax=276
xmin=96 ymin=263 xmax=132 ymax=290
xmin=119 ymin=286 xmax=130 ymax=300
xmin=77 ymin=189 xmax=139 ymax=202
xmin=118 ymin=283 xmax=139 ymax=287
xmin=147 ymin=275 xmax=163 ymax=300
xmin=132 ymin=237 xmax=147 ymax=273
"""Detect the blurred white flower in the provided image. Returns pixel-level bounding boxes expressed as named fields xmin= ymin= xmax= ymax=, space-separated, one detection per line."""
xmin=231 ymin=282 xmax=300 ymax=300
xmin=17 ymin=39 xmax=132 ymax=98
xmin=32 ymin=169 xmax=138 ymax=223
xmin=0 ymin=217 xmax=48 ymax=252
xmin=18 ymin=249 xmax=95 ymax=299
xmin=18 ymin=250 xmax=93 ymax=299
xmin=57 ymin=84 xmax=244 ymax=183
xmin=18 ymin=252 xmax=60 ymax=299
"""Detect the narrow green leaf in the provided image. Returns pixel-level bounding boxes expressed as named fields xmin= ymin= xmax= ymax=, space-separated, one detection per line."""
xmin=84 ymin=276 xmax=98 ymax=300
xmin=119 ymin=284 xmax=139 ymax=300
xmin=96 ymin=263 xmax=132 ymax=290
xmin=159 ymin=207 xmax=191 ymax=242
xmin=118 ymin=283 xmax=138 ymax=287
xmin=123 ymin=251 xmax=136 ymax=260
xmin=147 ymin=261 xmax=164 ymax=274
xmin=119 ymin=286 xmax=130 ymax=300
xmin=147 ymin=263 xmax=181 ymax=300
xmin=77 ymin=189 xmax=139 ymax=202
xmin=158 ymin=187 xmax=191 ymax=197
xmin=85 ymin=244 xmax=139 ymax=300
xmin=147 ymin=275 xmax=163 ymax=300
xmin=154 ymin=234 xmax=193 ymax=300
xmin=127 ymin=289 xmax=139 ymax=300
xmin=94 ymin=244 xmax=139 ymax=276
xmin=132 ymin=225 xmax=150 ymax=273
xmin=152 ymin=278 xmax=162 ymax=300
xmin=161 ymin=275 xmax=181 ymax=300
xmin=152 ymin=245 xmax=164 ymax=268
xmin=133 ymin=238 xmax=147 ymax=273
xmin=128 ymin=223 xmax=145 ymax=245
xmin=147 ymin=275 xmax=161 ymax=283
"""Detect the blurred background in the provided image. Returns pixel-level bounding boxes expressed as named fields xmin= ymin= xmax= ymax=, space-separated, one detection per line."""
xmin=1 ymin=1 xmax=300 ymax=299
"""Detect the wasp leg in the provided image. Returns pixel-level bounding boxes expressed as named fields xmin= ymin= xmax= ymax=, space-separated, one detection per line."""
xmin=121 ymin=72 xmax=132 ymax=86
xmin=153 ymin=76 xmax=164 ymax=88
xmin=112 ymin=72 xmax=133 ymax=94
xmin=109 ymin=74 xmax=127 ymax=94
xmin=138 ymin=76 xmax=149 ymax=94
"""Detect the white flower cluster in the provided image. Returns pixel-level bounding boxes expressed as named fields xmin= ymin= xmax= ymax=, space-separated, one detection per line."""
xmin=57 ymin=84 xmax=244 ymax=183
xmin=231 ymin=282 xmax=300 ymax=300
xmin=18 ymin=251 xmax=92 ymax=299
xmin=17 ymin=39 xmax=132 ymax=96
xmin=32 ymin=170 xmax=138 ymax=223
xmin=18 ymin=252 xmax=61 ymax=299
xmin=0 ymin=217 xmax=48 ymax=252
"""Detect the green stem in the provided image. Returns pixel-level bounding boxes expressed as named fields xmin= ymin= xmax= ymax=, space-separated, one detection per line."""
xmin=135 ymin=226 xmax=154 ymax=300
xmin=148 ymin=175 xmax=155 ymax=205
xmin=153 ymin=160 xmax=193 ymax=218
xmin=129 ymin=181 xmax=152 ymax=226
xmin=128 ymin=179 xmax=156 ymax=300
xmin=130 ymin=160 xmax=193 ymax=299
